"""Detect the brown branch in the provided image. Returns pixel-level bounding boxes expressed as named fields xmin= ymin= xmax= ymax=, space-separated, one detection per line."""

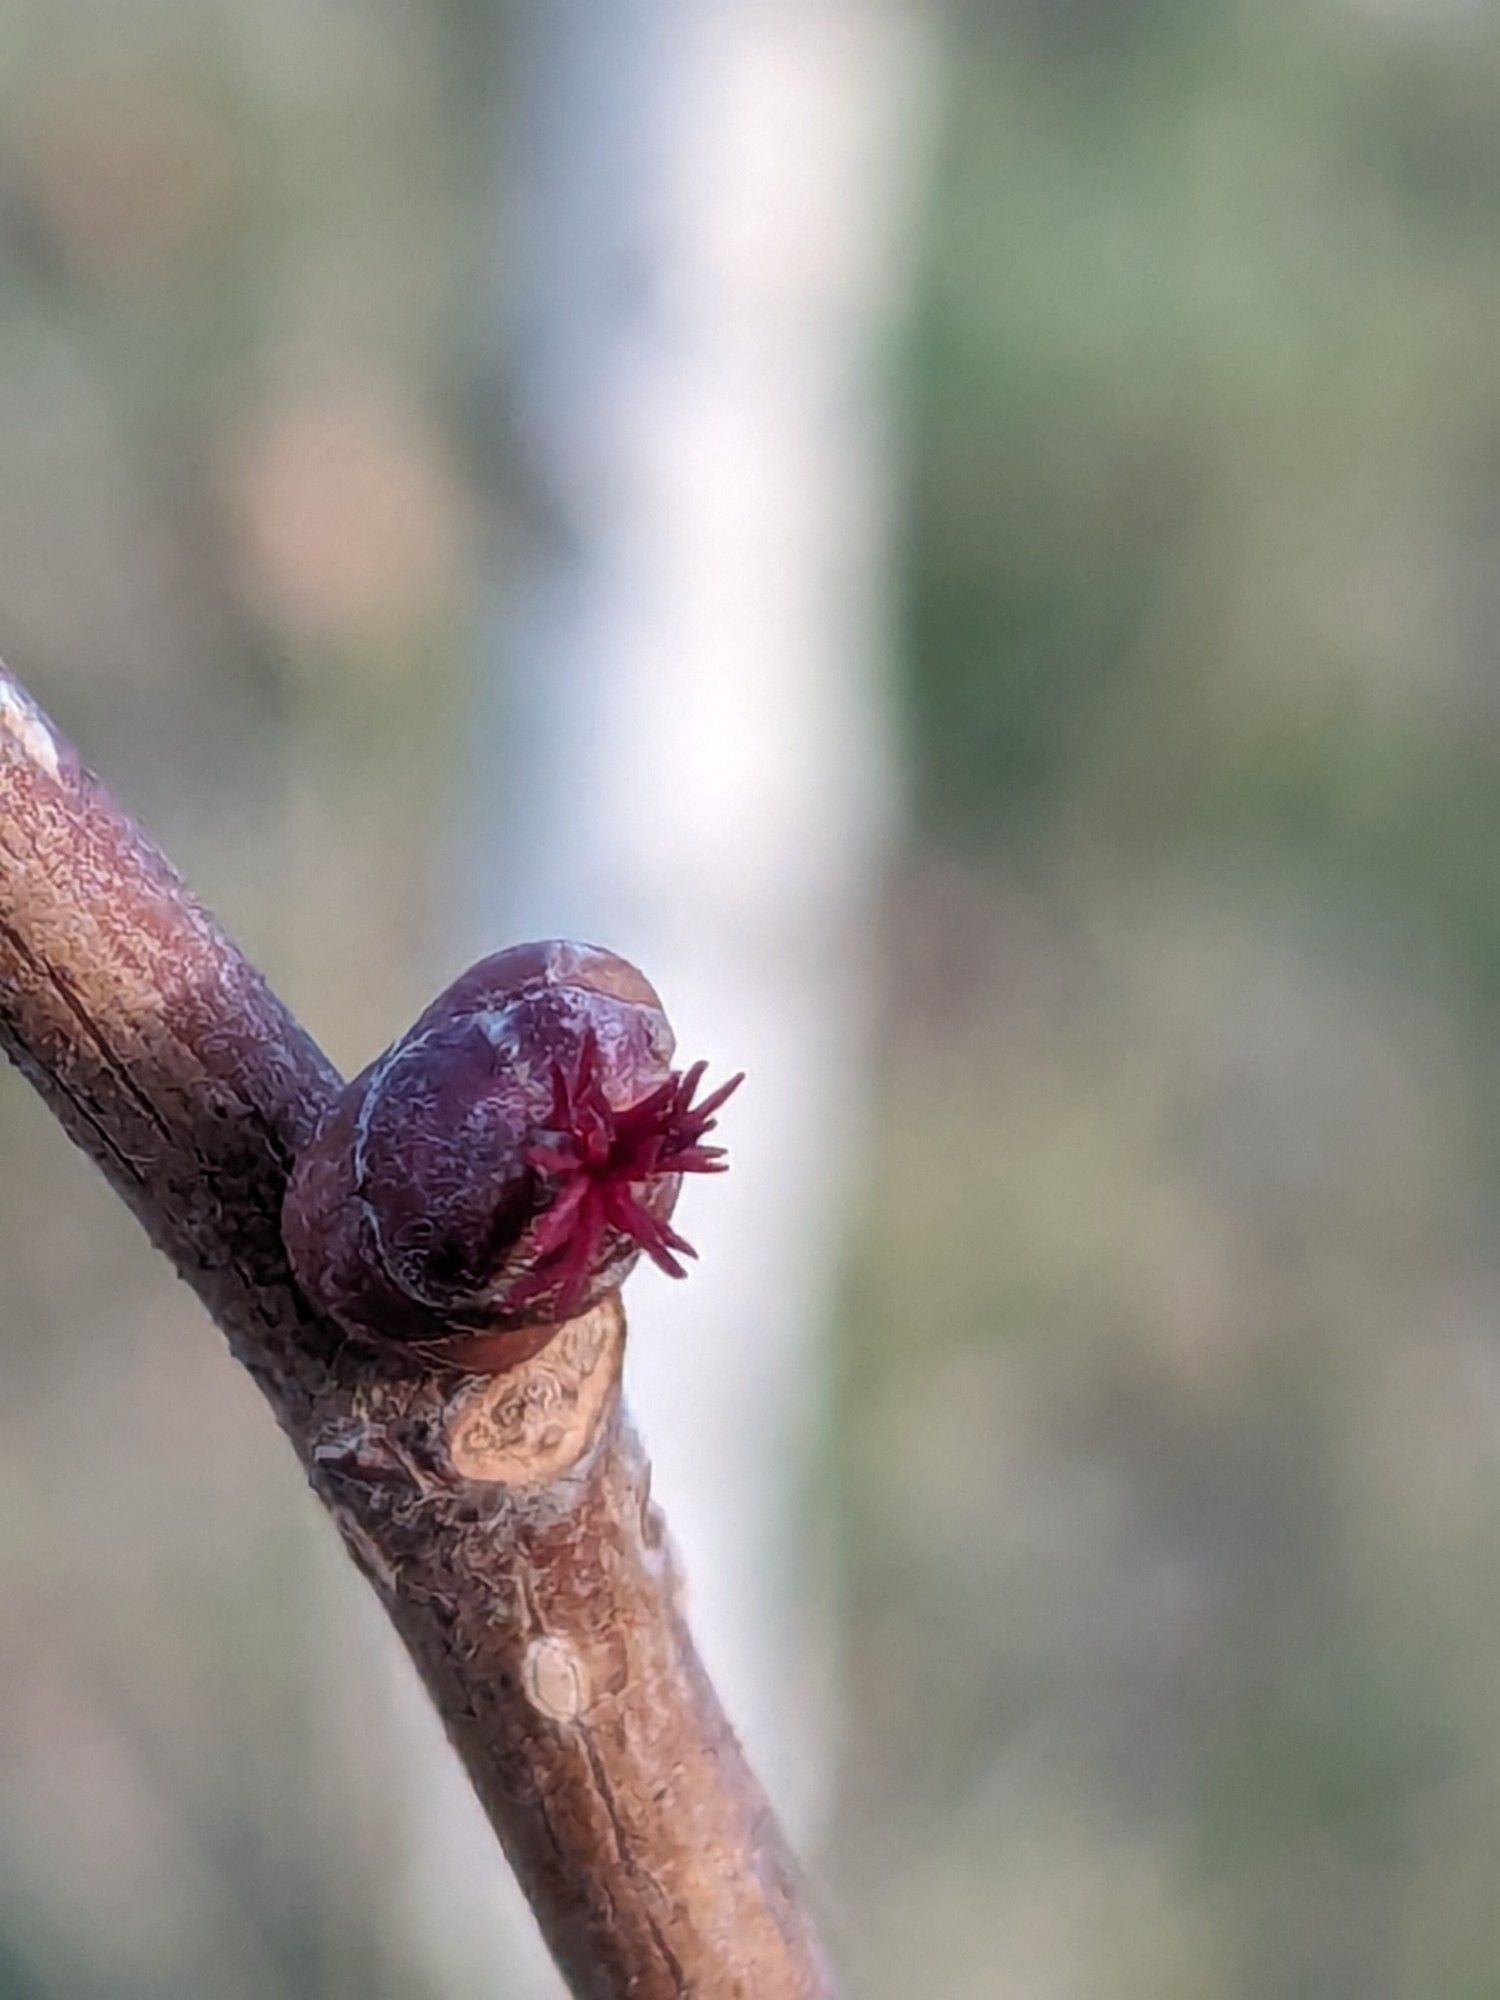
xmin=0 ymin=666 xmax=834 ymax=1999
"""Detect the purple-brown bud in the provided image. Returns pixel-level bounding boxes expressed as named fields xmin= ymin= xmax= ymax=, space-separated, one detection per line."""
xmin=282 ymin=940 xmax=741 ymax=1368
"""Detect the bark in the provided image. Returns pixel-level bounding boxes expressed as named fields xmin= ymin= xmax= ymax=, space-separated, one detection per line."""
xmin=0 ymin=665 xmax=833 ymax=2000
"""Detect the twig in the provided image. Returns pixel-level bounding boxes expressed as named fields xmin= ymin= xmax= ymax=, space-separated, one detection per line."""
xmin=0 ymin=665 xmax=833 ymax=1999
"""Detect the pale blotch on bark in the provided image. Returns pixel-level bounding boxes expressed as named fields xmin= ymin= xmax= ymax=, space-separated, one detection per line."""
xmin=522 ymin=1635 xmax=591 ymax=1723
xmin=0 ymin=676 xmax=63 ymax=780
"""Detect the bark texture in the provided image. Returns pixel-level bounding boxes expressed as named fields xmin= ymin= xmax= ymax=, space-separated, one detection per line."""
xmin=0 ymin=665 xmax=833 ymax=2000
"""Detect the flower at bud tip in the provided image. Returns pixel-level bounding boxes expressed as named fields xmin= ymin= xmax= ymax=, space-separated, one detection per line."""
xmin=281 ymin=939 xmax=742 ymax=1369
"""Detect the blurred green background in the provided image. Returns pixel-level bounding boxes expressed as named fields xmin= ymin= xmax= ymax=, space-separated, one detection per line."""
xmin=3 ymin=2 xmax=1500 ymax=1996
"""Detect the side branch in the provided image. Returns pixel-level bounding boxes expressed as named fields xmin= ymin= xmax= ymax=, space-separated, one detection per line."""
xmin=0 ymin=669 xmax=832 ymax=1999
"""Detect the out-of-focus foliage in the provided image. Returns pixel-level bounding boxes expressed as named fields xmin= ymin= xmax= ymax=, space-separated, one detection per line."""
xmin=0 ymin=8 xmax=487 ymax=1997
xmin=1 ymin=1 xmax=1499 ymax=1996
xmin=840 ymin=4 xmax=1500 ymax=1995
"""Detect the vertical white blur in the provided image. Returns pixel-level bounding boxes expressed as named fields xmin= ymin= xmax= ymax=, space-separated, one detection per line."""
xmin=433 ymin=3 xmax=935 ymax=1987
